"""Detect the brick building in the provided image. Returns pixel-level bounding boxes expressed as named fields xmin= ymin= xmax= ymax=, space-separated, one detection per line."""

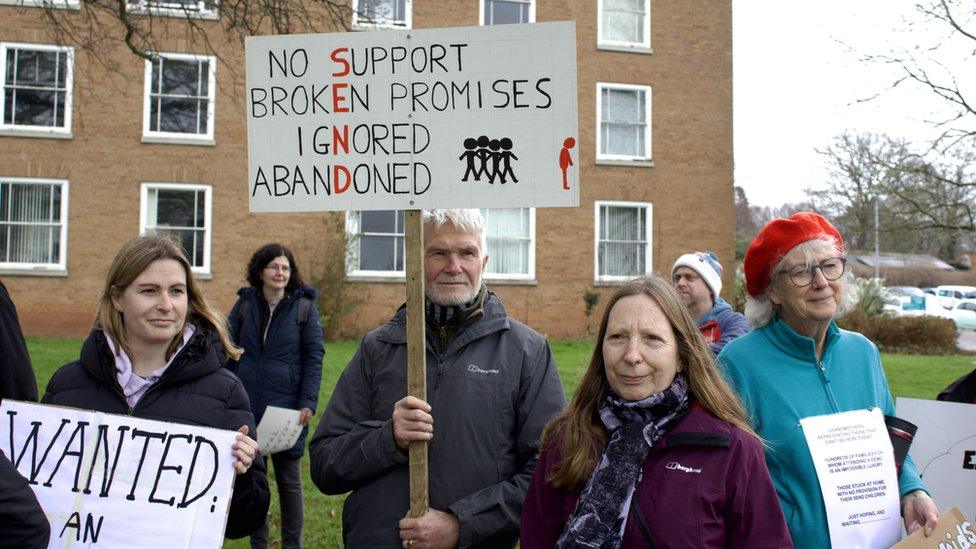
xmin=0 ymin=0 xmax=732 ymax=339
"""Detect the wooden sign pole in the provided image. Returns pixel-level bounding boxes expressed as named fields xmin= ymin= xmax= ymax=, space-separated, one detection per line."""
xmin=405 ymin=210 xmax=429 ymax=518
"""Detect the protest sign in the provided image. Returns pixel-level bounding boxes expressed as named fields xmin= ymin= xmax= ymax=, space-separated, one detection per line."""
xmin=896 ymin=397 xmax=976 ymax=522
xmin=245 ymin=21 xmax=579 ymax=212
xmin=0 ymin=400 xmax=238 ymax=548
xmin=800 ymin=408 xmax=901 ymax=548
xmin=891 ymin=507 xmax=976 ymax=549
xmin=255 ymin=406 xmax=302 ymax=455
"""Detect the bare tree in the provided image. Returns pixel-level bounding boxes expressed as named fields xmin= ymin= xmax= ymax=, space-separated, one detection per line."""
xmin=811 ymin=132 xmax=976 ymax=258
xmin=864 ymin=0 xmax=976 ymax=151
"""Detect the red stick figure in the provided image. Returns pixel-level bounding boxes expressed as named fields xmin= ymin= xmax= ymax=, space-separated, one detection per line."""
xmin=559 ymin=137 xmax=575 ymax=190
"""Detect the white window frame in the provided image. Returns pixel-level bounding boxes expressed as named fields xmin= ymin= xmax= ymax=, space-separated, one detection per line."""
xmin=0 ymin=42 xmax=74 ymax=138
xmin=596 ymin=82 xmax=652 ymax=164
xmin=0 ymin=177 xmax=69 ymax=273
xmin=139 ymin=183 xmax=212 ymax=275
xmin=597 ymin=0 xmax=651 ymax=53
xmin=142 ymin=52 xmax=216 ymax=145
xmin=127 ymin=0 xmax=219 ymax=20
xmin=345 ymin=210 xmax=406 ymax=279
xmin=0 ymin=0 xmax=79 ymax=8
xmin=352 ymin=0 xmax=412 ymax=29
xmin=482 ymin=207 xmax=535 ymax=282
xmin=479 ymin=0 xmax=535 ymax=25
xmin=593 ymin=200 xmax=652 ymax=283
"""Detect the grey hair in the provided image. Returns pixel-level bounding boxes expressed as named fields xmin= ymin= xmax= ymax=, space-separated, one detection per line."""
xmin=422 ymin=209 xmax=487 ymax=251
xmin=744 ymin=238 xmax=858 ymax=328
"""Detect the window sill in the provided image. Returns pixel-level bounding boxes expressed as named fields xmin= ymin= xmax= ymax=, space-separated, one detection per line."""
xmin=352 ymin=21 xmax=411 ymax=31
xmin=192 ymin=271 xmax=212 ymax=280
xmin=593 ymin=278 xmax=643 ymax=287
xmin=0 ymin=267 xmax=67 ymax=277
xmin=485 ymin=278 xmax=537 ymax=286
xmin=0 ymin=128 xmax=72 ymax=140
xmin=595 ymin=158 xmax=654 ymax=168
xmin=0 ymin=0 xmax=79 ymax=9
xmin=597 ymin=44 xmax=652 ymax=55
xmin=128 ymin=6 xmax=219 ymax=20
xmin=346 ymin=274 xmax=406 ymax=284
xmin=141 ymin=134 xmax=215 ymax=146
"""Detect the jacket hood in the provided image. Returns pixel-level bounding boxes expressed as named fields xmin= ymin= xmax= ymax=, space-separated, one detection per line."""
xmin=80 ymin=324 xmax=225 ymax=391
xmin=237 ymin=284 xmax=318 ymax=300
xmin=697 ymin=297 xmax=733 ymax=324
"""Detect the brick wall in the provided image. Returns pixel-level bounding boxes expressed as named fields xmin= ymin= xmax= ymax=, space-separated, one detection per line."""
xmin=0 ymin=0 xmax=733 ymax=340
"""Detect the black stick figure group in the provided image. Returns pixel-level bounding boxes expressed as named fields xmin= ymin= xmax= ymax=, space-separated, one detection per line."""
xmin=459 ymin=136 xmax=519 ymax=184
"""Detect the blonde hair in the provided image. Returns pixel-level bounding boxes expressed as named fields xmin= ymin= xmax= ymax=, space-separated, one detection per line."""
xmin=98 ymin=236 xmax=242 ymax=361
xmin=542 ymin=275 xmax=757 ymax=489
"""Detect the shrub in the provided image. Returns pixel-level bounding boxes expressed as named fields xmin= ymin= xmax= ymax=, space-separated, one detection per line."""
xmin=852 ymin=276 xmax=894 ymax=317
xmin=837 ymin=311 xmax=960 ymax=355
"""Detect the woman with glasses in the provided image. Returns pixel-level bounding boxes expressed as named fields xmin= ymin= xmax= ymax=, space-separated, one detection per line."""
xmin=718 ymin=212 xmax=938 ymax=547
xmin=227 ymin=243 xmax=324 ymax=549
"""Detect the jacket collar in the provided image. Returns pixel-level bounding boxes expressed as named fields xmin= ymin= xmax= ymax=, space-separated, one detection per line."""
xmin=236 ymin=284 xmax=319 ymax=301
xmin=81 ymin=323 xmax=224 ymax=392
xmin=374 ymin=291 xmax=511 ymax=352
xmin=761 ymin=315 xmax=841 ymax=363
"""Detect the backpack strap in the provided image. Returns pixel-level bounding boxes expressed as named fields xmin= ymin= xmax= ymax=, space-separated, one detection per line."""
xmin=297 ymin=296 xmax=312 ymax=327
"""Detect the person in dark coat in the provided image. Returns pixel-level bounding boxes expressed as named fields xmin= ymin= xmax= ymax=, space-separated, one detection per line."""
xmin=520 ymin=275 xmax=791 ymax=548
xmin=0 ymin=279 xmax=50 ymax=548
xmin=41 ymin=236 xmax=270 ymax=540
xmin=309 ymin=209 xmax=566 ymax=549
xmin=227 ymin=243 xmax=324 ymax=549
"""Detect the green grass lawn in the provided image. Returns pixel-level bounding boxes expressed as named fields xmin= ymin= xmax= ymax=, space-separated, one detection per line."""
xmin=24 ymin=336 xmax=975 ymax=547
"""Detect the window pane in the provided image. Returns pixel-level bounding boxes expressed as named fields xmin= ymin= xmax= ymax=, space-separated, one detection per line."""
xmin=604 ymin=11 xmax=643 ymax=43
xmin=360 ymin=234 xmax=398 ymax=271
xmin=361 ymin=210 xmax=400 ymax=233
xmin=605 ymin=89 xmax=640 ymax=122
xmin=8 ymin=184 xmax=52 ymax=223
xmin=154 ymin=189 xmax=197 ymax=226
xmin=361 ymin=0 xmax=404 ymax=21
xmin=155 ymin=97 xmax=198 ymax=133
xmin=606 ymin=0 xmax=642 ymax=9
xmin=152 ymin=227 xmax=197 ymax=264
xmin=0 ymin=182 xmax=62 ymax=266
xmin=8 ymin=89 xmax=57 ymax=126
xmin=486 ymin=0 xmax=529 ymax=24
xmin=599 ymin=205 xmax=646 ymax=277
xmin=158 ymin=59 xmax=200 ymax=95
xmin=14 ymin=50 xmax=59 ymax=86
xmin=483 ymin=208 xmax=530 ymax=275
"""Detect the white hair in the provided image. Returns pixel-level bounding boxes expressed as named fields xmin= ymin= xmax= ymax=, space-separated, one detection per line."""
xmin=422 ymin=209 xmax=487 ymax=252
xmin=744 ymin=238 xmax=859 ymax=328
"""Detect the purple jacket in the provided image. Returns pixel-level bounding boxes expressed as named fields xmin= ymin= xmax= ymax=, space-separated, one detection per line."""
xmin=521 ymin=404 xmax=792 ymax=548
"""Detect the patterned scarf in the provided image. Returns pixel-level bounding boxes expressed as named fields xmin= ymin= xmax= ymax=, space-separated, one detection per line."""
xmin=556 ymin=373 xmax=690 ymax=548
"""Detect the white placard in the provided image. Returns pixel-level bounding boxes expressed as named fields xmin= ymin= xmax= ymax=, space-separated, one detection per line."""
xmin=0 ymin=400 xmax=238 ymax=548
xmin=800 ymin=408 xmax=901 ymax=548
xmin=896 ymin=397 xmax=976 ymax=522
xmin=256 ymin=406 xmax=302 ymax=455
xmin=245 ymin=22 xmax=580 ymax=212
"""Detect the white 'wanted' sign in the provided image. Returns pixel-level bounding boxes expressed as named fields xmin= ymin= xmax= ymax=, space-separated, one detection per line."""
xmin=246 ymin=21 xmax=579 ymax=212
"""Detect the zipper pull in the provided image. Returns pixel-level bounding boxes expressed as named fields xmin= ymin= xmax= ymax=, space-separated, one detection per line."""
xmin=637 ymin=468 xmax=643 ymax=484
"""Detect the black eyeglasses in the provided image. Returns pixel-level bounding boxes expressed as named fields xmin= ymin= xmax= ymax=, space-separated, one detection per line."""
xmin=776 ymin=257 xmax=847 ymax=287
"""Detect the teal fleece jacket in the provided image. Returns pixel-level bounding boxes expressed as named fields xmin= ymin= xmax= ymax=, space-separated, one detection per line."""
xmin=718 ymin=317 xmax=926 ymax=549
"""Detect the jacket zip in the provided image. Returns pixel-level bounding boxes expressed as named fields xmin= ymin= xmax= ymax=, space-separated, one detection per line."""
xmin=434 ymin=326 xmax=447 ymax=390
xmin=817 ymin=359 xmax=840 ymax=412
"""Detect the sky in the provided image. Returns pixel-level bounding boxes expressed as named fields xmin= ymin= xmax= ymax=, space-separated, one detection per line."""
xmin=732 ymin=0 xmax=970 ymax=207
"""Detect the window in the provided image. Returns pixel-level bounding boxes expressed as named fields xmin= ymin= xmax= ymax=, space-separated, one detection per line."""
xmin=0 ymin=177 xmax=68 ymax=272
xmin=594 ymin=201 xmax=651 ymax=281
xmin=127 ymin=0 xmax=218 ymax=19
xmin=0 ymin=0 xmax=78 ymax=7
xmin=597 ymin=0 xmax=650 ymax=51
xmin=142 ymin=53 xmax=216 ymax=144
xmin=352 ymin=0 xmax=411 ymax=29
xmin=596 ymin=83 xmax=651 ymax=162
xmin=480 ymin=0 xmax=534 ymax=25
xmin=140 ymin=183 xmax=211 ymax=273
xmin=346 ymin=210 xmax=405 ymax=276
xmin=482 ymin=208 xmax=534 ymax=280
xmin=0 ymin=43 xmax=73 ymax=137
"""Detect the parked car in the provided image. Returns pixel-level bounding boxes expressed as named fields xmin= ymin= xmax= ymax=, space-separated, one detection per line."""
xmin=922 ymin=287 xmax=938 ymax=296
xmin=883 ymin=286 xmax=927 ymax=316
xmin=935 ymin=285 xmax=976 ymax=310
xmin=948 ymin=299 xmax=976 ymax=331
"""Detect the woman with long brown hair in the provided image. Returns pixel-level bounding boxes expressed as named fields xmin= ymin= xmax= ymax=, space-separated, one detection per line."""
xmin=42 ymin=235 xmax=270 ymax=540
xmin=520 ymin=275 xmax=789 ymax=548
